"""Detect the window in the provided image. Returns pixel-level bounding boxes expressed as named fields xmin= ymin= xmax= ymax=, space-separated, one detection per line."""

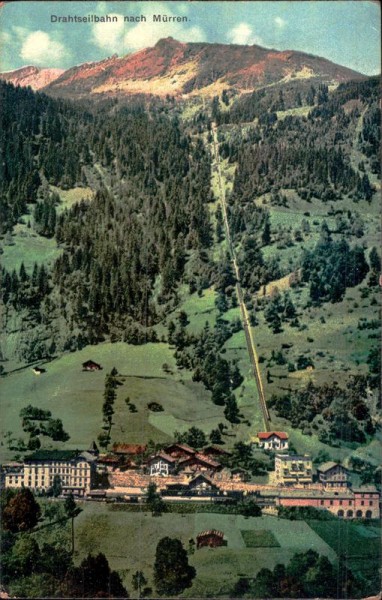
xmin=339 ymin=500 xmax=343 ymax=506
xmin=369 ymin=501 xmax=373 ymax=506
xmin=361 ymin=500 xmax=364 ymax=506
xmin=320 ymin=500 xmax=324 ymax=505
xmin=330 ymin=500 xmax=333 ymax=506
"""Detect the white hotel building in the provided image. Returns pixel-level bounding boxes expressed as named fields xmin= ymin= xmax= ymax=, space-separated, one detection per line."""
xmin=2 ymin=450 xmax=96 ymax=496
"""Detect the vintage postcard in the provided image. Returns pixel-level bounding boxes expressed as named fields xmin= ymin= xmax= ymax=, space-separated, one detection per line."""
xmin=0 ymin=1 xmax=380 ymax=598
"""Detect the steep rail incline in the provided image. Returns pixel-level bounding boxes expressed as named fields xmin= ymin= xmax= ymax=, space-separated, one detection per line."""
xmin=211 ymin=123 xmax=271 ymax=431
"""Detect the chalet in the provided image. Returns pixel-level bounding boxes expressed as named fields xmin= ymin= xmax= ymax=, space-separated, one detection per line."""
xmin=178 ymin=453 xmax=222 ymax=473
xmin=316 ymin=462 xmax=349 ymax=488
xmin=202 ymin=446 xmax=232 ymax=458
xmin=148 ymin=452 xmax=177 ymax=476
xmin=32 ymin=366 xmax=46 ymax=375
xmin=188 ymin=473 xmax=219 ymax=495
xmin=82 ymin=360 xmax=102 ymax=371
xmin=164 ymin=443 xmax=196 ymax=459
xmin=256 ymin=431 xmax=289 ymax=450
xmin=275 ymin=485 xmax=380 ymax=519
xmin=196 ymin=530 xmax=226 ymax=549
xmin=274 ymin=454 xmax=313 ymax=485
xmin=163 ymin=473 xmax=219 ymax=497
xmin=112 ymin=443 xmax=147 ymax=457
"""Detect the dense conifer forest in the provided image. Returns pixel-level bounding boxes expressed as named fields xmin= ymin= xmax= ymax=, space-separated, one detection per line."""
xmin=0 ymin=75 xmax=380 ymax=441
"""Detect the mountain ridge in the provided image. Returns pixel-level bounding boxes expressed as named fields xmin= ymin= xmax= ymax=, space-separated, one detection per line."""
xmin=0 ymin=37 xmax=367 ymax=99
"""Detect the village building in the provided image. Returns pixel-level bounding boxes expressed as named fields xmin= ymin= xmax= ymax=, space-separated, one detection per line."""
xmin=196 ymin=530 xmax=226 ymax=549
xmin=316 ymin=462 xmax=349 ymax=488
xmin=82 ymin=360 xmax=102 ymax=371
xmin=163 ymin=473 xmax=219 ymax=497
xmin=3 ymin=450 xmax=96 ymax=496
xmin=202 ymin=446 xmax=232 ymax=458
xmin=274 ymin=454 xmax=313 ymax=485
xmin=178 ymin=453 xmax=222 ymax=474
xmin=188 ymin=473 xmax=219 ymax=495
xmin=112 ymin=443 xmax=147 ymax=458
xmin=148 ymin=452 xmax=177 ymax=476
xmin=96 ymin=454 xmax=121 ymax=472
xmin=164 ymin=443 xmax=196 ymax=459
xmin=275 ymin=485 xmax=380 ymax=519
xmin=256 ymin=431 xmax=289 ymax=450
xmin=1 ymin=463 xmax=24 ymax=489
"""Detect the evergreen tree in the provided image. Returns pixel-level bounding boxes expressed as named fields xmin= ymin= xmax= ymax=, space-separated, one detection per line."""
xmin=154 ymin=537 xmax=196 ymax=596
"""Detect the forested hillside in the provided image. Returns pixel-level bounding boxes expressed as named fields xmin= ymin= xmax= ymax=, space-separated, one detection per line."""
xmin=0 ymin=75 xmax=380 ymax=451
xmin=0 ymin=82 xmax=215 ymax=360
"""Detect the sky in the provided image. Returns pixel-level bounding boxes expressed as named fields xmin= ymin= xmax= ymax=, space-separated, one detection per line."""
xmin=0 ymin=1 xmax=380 ymax=75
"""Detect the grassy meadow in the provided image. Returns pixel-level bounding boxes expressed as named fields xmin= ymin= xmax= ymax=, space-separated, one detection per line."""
xmin=70 ymin=503 xmax=338 ymax=597
xmin=29 ymin=500 xmax=381 ymax=598
xmin=0 ymin=341 xmax=240 ymax=461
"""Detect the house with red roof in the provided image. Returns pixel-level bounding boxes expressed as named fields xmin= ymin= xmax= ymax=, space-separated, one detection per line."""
xmin=256 ymin=431 xmax=289 ymax=450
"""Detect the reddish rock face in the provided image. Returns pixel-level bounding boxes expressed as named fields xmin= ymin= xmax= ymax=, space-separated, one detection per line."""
xmin=0 ymin=65 xmax=64 ymax=90
xmin=1 ymin=37 xmax=365 ymax=100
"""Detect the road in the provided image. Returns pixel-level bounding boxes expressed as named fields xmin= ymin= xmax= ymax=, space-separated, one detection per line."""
xmin=211 ymin=122 xmax=271 ymax=431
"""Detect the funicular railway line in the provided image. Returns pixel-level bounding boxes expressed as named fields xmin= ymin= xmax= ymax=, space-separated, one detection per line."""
xmin=211 ymin=122 xmax=271 ymax=431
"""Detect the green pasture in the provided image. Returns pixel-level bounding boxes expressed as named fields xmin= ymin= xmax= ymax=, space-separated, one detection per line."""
xmin=0 ymin=342 xmax=195 ymax=461
xmin=1 ymin=221 xmax=61 ymax=273
xmin=71 ymin=504 xmax=337 ymax=597
xmin=1 ymin=185 xmax=93 ymax=273
xmin=31 ymin=502 xmax=380 ymax=597
xmin=112 ymin=377 xmax=227 ymax=442
xmin=180 ymin=287 xmax=219 ymax=332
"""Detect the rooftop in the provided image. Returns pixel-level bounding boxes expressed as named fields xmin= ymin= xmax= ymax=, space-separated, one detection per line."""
xmin=197 ymin=529 xmax=224 ymax=539
xmin=148 ymin=452 xmax=177 ymax=463
xmin=258 ymin=431 xmax=289 ymax=440
xmin=278 ymin=489 xmax=353 ymax=499
xmin=112 ymin=444 xmax=147 ymax=455
xmin=317 ymin=461 xmax=346 ymax=473
xmin=276 ymin=454 xmax=311 ymax=461
xmin=189 ymin=473 xmax=215 ymax=485
xmin=202 ymin=445 xmax=232 ymax=455
xmin=352 ymin=485 xmax=379 ymax=493
xmin=24 ymin=450 xmax=80 ymax=462
xmin=164 ymin=443 xmax=196 ymax=454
